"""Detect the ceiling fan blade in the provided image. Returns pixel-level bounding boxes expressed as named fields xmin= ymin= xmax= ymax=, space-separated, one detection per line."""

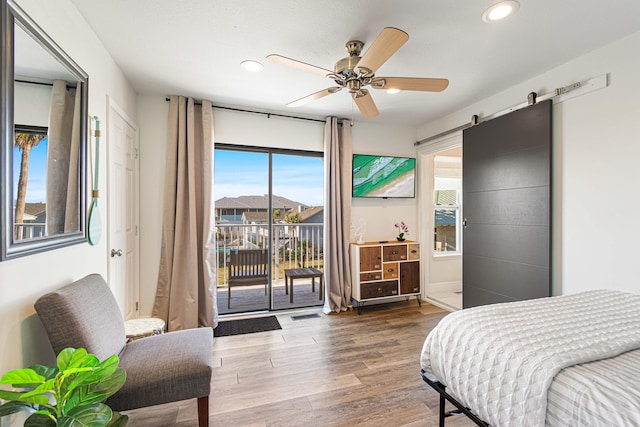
xmin=356 ymin=27 xmax=409 ymax=75
xmin=372 ymin=77 xmax=449 ymax=92
xmin=287 ymin=87 xmax=342 ymax=108
xmin=266 ymin=54 xmax=333 ymax=78
xmin=352 ymin=90 xmax=379 ymax=118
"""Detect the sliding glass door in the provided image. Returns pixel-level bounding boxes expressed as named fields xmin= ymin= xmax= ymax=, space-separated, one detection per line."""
xmin=214 ymin=145 xmax=324 ymax=315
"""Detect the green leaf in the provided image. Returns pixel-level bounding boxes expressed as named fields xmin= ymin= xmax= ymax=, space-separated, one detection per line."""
xmin=21 ymin=378 xmax=55 ymax=398
xmin=67 ymin=349 xmax=90 ymax=371
xmin=61 ymin=367 xmax=93 ymax=377
xmin=58 ymin=348 xmax=90 ymax=372
xmin=0 ymin=368 xmax=44 ymax=387
xmin=67 ymin=373 xmax=97 ymax=392
xmin=0 ymin=387 xmax=49 ymax=406
xmin=79 ymin=354 xmax=100 ymax=369
xmin=64 ymin=368 xmax=126 ymax=411
xmin=24 ymin=412 xmax=56 ymax=427
xmin=59 ymin=403 xmax=112 ymax=427
xmin=68 ymin=356 xmax=120 ymax=392
xmin=106 ymin=411 xmax=128 ymax=427
xmin=12 ymin=392 xmax=50 ymax=406
xmin=0 ymin=400 xmax=36 ymax=416
xmin=29 ymin=365 xmax=59 ymax=381
xmin=92 ymin=355 xmax=119 ymax=378
xmin=0 ymin=389 xmax=25 ymax=401
xmin=57 ymin=348 xmax=76 ymax=371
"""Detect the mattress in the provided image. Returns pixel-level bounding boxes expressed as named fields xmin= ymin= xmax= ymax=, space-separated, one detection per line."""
xmin=420 ymin=290 xmax=640 ymax=427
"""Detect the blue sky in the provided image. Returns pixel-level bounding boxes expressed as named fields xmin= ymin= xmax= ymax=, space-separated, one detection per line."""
xmin=13 ymin=144 xmax=325 ymax=206
xmin=13 ymin=138 xmax=48 ymax=203
xmin=214 ymin=149 xmax=324 ymax=206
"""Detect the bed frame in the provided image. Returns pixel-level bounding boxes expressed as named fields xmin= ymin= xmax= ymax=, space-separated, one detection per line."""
xmin=421 ymin=370 xmax=490 ymax=427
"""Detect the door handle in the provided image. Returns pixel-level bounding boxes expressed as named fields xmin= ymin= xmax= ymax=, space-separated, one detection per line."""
xmin=111 ymin=249 xmax=123 ymax=257
xmin=463 ymin=218 xmax=468 ymax=228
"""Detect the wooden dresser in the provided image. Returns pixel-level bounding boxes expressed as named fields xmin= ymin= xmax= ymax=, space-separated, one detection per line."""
xmin=350 ymin=241 xmax=421 ymax=314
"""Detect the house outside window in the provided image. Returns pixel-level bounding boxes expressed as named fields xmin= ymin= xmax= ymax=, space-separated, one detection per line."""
xmin=434 ymin=189 xmax=460 ymax=254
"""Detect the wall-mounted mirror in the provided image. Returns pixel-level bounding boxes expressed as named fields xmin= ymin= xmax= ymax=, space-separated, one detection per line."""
xmin=1 ymin=0 xmax=88 ymax=260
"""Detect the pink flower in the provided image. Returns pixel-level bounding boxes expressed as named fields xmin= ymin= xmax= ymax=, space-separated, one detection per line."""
xmin=394 ymin=221 xmax=409 ymax=238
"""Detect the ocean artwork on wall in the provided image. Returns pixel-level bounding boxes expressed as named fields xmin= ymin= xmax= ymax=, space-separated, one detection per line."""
xmin=352 ymin=154 xmax=416 ymax=198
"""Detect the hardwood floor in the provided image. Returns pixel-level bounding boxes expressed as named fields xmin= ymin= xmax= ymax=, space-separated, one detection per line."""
xmin=124 ymin=300 xmax=475 ymax=426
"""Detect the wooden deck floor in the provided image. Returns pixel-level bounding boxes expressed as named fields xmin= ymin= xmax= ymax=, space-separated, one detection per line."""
xmin=218 ymin=280 xmax=324 ymax=315
xmin=123 ymin=300 xmax=474 ymax=426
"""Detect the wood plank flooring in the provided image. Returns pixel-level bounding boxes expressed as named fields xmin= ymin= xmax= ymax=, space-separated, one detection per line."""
xmin=123 ymin=300 xmax=475 ymax=426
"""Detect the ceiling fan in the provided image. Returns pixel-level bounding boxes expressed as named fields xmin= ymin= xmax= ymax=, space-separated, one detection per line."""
xmin=266 ymin=27 xmax=449 ymax=119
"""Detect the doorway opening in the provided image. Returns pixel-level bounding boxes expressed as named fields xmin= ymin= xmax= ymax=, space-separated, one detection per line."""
xmin=419 ymin=135 xmax=462 ymax=311
xmin=214 ymin=145 xmax=324 ymax=315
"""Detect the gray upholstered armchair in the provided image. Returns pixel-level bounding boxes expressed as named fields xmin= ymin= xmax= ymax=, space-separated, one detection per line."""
xmin=34 ymin=274 xmax=213 ymax=427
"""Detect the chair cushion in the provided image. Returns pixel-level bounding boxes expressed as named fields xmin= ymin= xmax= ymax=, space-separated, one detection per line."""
xmin=34 ymin=274 xmax=126 ymax=361
xmin=106 ymin=327 xmax=213 ymax=411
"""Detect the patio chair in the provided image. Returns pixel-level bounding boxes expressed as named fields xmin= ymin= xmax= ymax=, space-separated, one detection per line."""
xmin=34 ymin=274 xmax=213 ymax=427
xmin=227 ymin=248 xmax=269 ymax=308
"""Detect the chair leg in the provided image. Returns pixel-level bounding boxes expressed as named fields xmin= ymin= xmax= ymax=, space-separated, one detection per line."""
xmin=197 ymin=395 xmax=209 ymax=427
xmin=228 ymin=286 xmax=231 ymax=309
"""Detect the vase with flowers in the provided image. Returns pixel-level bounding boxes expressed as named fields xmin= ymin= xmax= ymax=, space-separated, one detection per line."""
xmin=394 ymin=221 xmax=409 ymax=241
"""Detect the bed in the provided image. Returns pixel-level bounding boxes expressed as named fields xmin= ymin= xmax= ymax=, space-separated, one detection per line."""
xmin=420 ymin=290 xmax=640 ymax=426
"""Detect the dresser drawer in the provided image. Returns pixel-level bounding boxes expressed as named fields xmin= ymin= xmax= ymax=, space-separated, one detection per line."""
xmin=408 ymin=243 xmax=420 ymax=260
xmin=383 ymin=245 xmax=407 ymax=262
xmin=383 ymin=262 xmax=399 ymax=280
xmin=360 ymin=281 xmax=398 ymax=299
xmin=360 ymin=271 xmax=382 ymax=282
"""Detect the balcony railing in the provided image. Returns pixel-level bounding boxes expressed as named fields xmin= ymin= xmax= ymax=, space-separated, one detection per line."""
xmin=14 ymin=223 xmax=46 ymax=240
xmin=215 ymin=222 xmax=324 ymax=286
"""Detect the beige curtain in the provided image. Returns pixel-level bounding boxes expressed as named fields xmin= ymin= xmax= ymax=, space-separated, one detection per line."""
xmin=46 ymin=80 xmax=81 ymax=235
xmin=322 ymin=117 xmax=353 ymax=313
xmin=152 ymin=96 xmax=217 ymax=330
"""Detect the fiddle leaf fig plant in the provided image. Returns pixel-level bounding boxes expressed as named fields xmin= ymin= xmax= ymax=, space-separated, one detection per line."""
xmin=0 ymin=347 xmax=128 ymax=426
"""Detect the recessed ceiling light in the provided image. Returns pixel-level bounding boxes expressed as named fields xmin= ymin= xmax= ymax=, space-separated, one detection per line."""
xmin=386 ymin=88 xmax=400 ymax=94
xmin=240 ymin=60 xmax=264 ymax=72
xmin=482 ymin=1 xmax=519 ymax=22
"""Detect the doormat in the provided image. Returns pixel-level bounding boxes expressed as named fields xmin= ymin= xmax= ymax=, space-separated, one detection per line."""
xmin=214 ymin=315 xmax=281 ymax=337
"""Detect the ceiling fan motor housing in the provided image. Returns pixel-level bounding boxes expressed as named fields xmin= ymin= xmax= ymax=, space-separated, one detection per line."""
xmin=334 ymin=40 xmax=372 ymax=92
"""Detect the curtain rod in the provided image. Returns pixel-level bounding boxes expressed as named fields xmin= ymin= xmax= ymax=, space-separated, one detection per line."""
xmin=15 ymin=79 xmax=76 ymax=89
xmin=164 ymin=97 xmax=331 ymax=124
xmin=414 ymin=74 xmax=607 ymax=147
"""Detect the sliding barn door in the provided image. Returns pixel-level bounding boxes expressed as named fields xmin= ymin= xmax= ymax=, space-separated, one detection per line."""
xmin=462 ymin=100 xmax=552 ymax=308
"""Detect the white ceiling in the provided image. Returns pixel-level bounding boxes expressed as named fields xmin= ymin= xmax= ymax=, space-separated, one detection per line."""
xmin=70 ymin=0 xmax=640 ymax=127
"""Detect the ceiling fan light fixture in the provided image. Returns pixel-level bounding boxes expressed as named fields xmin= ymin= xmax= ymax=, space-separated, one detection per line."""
xmin=386 ymin=88 xmax=400 ymax=94
xmin=240 ymin=60 xmax=264 ymax=72
xmin=482 ymin=1 xmax=520 ymax=22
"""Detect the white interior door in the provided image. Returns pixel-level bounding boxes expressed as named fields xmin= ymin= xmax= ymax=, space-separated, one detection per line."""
xmin=108 ymin=98 xmax=139 ymax=319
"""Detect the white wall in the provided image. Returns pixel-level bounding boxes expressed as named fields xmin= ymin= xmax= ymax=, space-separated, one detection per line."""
xmin=417 ymin=30 xmax=640 ymax=296
xmin=137 ymin=96 xmax=418 ymax=315
xmin=0 ymin=0 xmax=137 ymax=376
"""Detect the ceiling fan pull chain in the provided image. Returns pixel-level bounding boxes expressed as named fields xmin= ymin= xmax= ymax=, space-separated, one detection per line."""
xmin=351 ymin=99 xmax=355 ymax=127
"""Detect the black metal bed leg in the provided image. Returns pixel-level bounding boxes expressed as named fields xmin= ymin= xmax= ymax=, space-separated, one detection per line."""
xmin=421 ymin=371 xmax=490 ymax=427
